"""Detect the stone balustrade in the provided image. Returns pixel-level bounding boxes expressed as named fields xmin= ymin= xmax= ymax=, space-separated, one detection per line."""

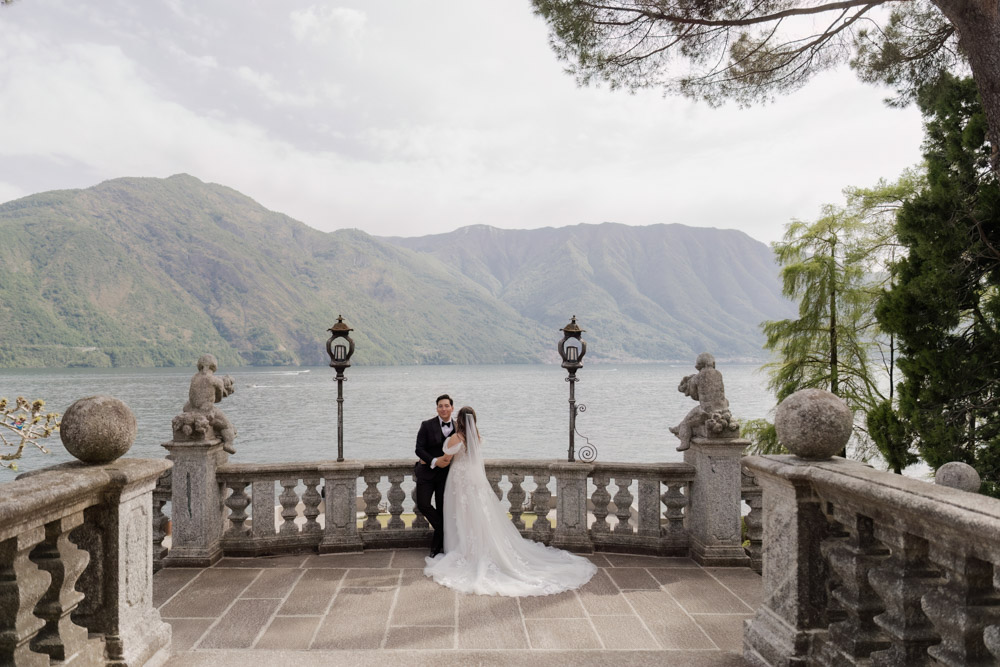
xmin=158 ymin=435 xmax=759 ymax=563
xmin=0 ymin=458 xmax=172 ymax=666
xmin=743 ymin=388 xmax=1000 ymax=666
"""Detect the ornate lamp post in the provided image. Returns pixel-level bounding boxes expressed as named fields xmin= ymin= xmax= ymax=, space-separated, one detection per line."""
xmin=557 ymin=316 xmax=587 ymax=462
xmin=326 ymin=315 xmax=355 ymax=462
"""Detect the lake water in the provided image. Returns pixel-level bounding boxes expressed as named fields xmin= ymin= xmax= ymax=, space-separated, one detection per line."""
xmin=0 ymin=363 xmax=777 ymax=477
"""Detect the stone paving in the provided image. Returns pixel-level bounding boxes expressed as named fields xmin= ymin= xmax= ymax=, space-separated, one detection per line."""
xmin=155 ymin=549 xmax=761 ymax=666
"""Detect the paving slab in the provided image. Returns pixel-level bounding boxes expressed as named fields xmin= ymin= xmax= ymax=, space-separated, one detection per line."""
xmin=692 ymin=613 xmax=753 ymax=652
xmin=456 ymin=594 xmax=529 ymax=649
xmin=392 ymin=569 xmax=456 ymax=626
xmin=158 ymin=549 xmax=758 ymax=666
xmin=524 ymin=618 xmax=602 ymax=649
xmin=242 ymin=568 xmax=303 ymax=599
xmin=648 ymin=568 xmax=754 ymax=613
xmin=153 ymin=568 xmax=201 ymax=607
xmin=255 ymin=616 xmax=323 ymax=650
xmin=589 ymin=614 xmax=659 ymax=649
xmin=160 ymin=568 xmax=261 ymax=618
xmin=279 ymin=568 xmax=345 ymax=615
xmin=624 ymin=589 xmax=716 ymax=650
xmin=198 ymin=598 xmax=281 ymax=649
xmin=304 ymin=550 xmax=393 ymax=568
xmin=312 ymin=587 xmax=396 ymax=649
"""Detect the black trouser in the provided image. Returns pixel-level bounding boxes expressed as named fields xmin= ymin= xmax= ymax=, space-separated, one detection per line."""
xmin=414 ymin=462 xmax=448 ymax=553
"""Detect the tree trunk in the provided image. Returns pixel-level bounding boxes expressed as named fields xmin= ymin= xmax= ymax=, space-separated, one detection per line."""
xmin=933 ymin=0 xmax=1000 ymax=170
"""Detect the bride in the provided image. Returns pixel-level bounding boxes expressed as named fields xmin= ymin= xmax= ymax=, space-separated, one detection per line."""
xmin=424 ymin=406 xmax=597 ymax=596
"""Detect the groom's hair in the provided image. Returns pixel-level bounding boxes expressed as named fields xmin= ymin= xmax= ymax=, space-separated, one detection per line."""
xmin=436 ymin=394 xmax=453 ymax=407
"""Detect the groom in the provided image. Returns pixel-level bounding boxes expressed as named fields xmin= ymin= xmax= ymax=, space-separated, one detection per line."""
xmin=414 ymin=394 xmax=454 ymax=557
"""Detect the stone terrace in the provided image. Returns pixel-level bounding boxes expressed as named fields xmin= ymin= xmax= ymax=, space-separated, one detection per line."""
xmin=155 ymin=548 xmax=761 ymax=666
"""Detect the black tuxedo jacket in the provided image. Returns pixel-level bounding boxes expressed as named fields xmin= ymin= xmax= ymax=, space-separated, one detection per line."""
xmin=415 ymin=417 xmax=451 ymax=481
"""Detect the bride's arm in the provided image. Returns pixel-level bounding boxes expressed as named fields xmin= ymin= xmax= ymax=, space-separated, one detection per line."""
xmin=442 ymin=434 xmax=464 ymax=456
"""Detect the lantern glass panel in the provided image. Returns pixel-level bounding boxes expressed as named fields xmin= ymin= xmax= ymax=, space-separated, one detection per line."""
xmin=334 ymin=343 xmax=347 ymax=362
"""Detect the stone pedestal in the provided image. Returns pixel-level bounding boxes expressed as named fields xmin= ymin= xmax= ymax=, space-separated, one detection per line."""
xmin=684 ymin=436 xmax=750 ymax=566
xmin=93 ymin=460 xmax=173 ymax=666
xmin=161 ymin=439 xmax=227 ymax=567
xmin=742 ymin=456 xmax=832 ymax=667
xmin=551 ymin=462 xmax=594 ymax=553
xmin=319 ymin=462 xmax=364 ymax=553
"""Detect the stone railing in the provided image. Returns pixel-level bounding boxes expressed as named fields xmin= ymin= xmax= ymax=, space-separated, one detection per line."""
xmin=742 ymin=466 xmax=763 ymax=574
xmin=742 ymin=388 xmax=1000 ymax=666
xmin=160 ymin=434 xmax=752 ymax=566
xmin=0 ymin=458 xmax=172 ymax=666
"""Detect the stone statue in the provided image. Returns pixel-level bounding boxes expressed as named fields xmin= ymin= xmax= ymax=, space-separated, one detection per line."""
xmin=670 ymin=352 xmax=739 ymax=451
xmin=171 ymin=354 xmax=237 ymax=454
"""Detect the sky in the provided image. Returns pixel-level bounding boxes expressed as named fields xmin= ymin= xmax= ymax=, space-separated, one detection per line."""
xmin=0 ymin=0 xmax=927 ymax=245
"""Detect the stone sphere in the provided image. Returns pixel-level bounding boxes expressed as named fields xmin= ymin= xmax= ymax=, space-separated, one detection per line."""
xmin=935 ymin=462 xmax=981 ymax=492
xmin=60 ymin=395 xmax=136 ymax=464
xmin=774 ymin=388 xmax=853 ymax=460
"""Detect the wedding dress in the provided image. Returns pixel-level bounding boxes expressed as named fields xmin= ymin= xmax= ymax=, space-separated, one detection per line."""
xmin=423 ymin=415 xmax=597 ymax=596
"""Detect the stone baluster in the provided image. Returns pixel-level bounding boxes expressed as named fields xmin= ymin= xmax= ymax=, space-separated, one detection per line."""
xmin=251 ymin=480 xmax=276 ymax=539
xmin=319 ymin=462 xmax=364 ymax=553
xmin=278 ymin=479 xmax=300 ymax=535
xmin=985 ymin=624 xmax=1000 ymax=662
xmin=612 ymin=477 xmax=634 ymax=534
xmin=742 ymin=466 xmax=764 ymax=574
xmin=487 ymin=471 xmax=502 ymax=501
xmin=868 ymin=527 xmax=941 ymax=666
xmin=0 ymin=526 xmax=51 ymax=666
xmin=386 ymin=473 xmax=406 ymax=530
xmin=224 ymin=481 xmax=251 ymax=537
xmin=362 ymin=472 xmax=383 ymax=532
xmin=152 ymin=494 xmax=169 ymax=573
xmin=302 ymin=476 xmax=322 ymax=535
xmin=410 ymin=485 xmax=429 ymax=530
xmin=508 ymin=472 xmax=526 ymax=531
xmin=591 ymin=473 xmax=611 ymax=535
xmin=921 ymin=547 xmax=1000 ymax=665
xmin=552 ymin=462 xmax=593 ymax=553
xmin=661 ymin=482 xmax=687 ymax=539
xmin=636 ymin=476 xmax=661 ymax=539
xmin=532 ymin=472 xmax=553 ymax=542
xmin=29 ymin=513 xmax=103 ymax=662
xmin=817 ymin=512 xmax=891 ymax=664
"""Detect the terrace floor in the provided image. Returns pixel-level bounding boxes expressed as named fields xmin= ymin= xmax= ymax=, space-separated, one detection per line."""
xmin=154 ymin=549 xmax=761 ymax=666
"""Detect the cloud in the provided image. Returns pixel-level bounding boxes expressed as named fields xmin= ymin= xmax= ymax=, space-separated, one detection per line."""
xmin=289 ymin=6 xmax=367 ymax=49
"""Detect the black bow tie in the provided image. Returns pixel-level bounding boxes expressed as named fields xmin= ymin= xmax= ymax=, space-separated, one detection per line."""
xmin=442 ymin=422 xmax=452 ymax=429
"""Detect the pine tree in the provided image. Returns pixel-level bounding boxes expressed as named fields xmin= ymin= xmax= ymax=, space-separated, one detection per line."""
xmin=878 ymin=74 xmax=1000 ymax=495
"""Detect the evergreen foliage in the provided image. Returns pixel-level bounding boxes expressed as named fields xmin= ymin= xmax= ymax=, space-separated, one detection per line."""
xmin=754 ymin=175 xmax=917 ymax=465
xmin=878 ymin=75 xmax=1000 ymax=495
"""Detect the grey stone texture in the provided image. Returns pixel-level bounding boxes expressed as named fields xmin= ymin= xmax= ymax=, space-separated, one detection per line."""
xmin=670 ymin=353 xmax=740 ymax=452
xmin=743 ymin=452 xmax=1000 ymax=666
xmin=935 ymin=461 xmax=982 ymax=492
xmin=2 ymin=457 xmax=172 ymax=666
xmin=59 ymin=395 xmax=137 ymax=464
xmin=684 ymin=436 xmax=751 ymax=567
xmin=155 ymin=548 xmax=761 ymax=663
xmin=774 ymin=388 xmax=853 ymax=459
xmin=172 ymin=354 xmax=237 ymax=455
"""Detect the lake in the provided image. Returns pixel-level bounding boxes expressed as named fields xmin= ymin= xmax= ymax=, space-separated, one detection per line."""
xmin=0 ymin=362 xmax=777 ymax=477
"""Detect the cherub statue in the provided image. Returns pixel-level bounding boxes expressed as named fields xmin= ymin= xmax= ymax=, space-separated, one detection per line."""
xmin=669 ymin=352 xmax=739 ymax=451
xmin=171 ymin=354 xmax=237 ymax=453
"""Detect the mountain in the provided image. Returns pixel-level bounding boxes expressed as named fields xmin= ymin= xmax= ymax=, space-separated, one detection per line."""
xmin=0 ymin=175 xmax=792 ymax=368
xmin=385 ymin=223 xmax=793 ymax=362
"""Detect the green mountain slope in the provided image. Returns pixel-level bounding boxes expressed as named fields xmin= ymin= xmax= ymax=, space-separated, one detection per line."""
xmin=0 ymin=175 xmax=549 ymax=367
xmin=0 ymin=174 xmax=792 ymax=368
xmin=385 ymin=223 xmax=793 ymax=361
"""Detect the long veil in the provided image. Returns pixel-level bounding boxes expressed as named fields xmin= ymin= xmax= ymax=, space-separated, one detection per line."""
xmin=425 ymin=410 xmax=597 ymax=596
